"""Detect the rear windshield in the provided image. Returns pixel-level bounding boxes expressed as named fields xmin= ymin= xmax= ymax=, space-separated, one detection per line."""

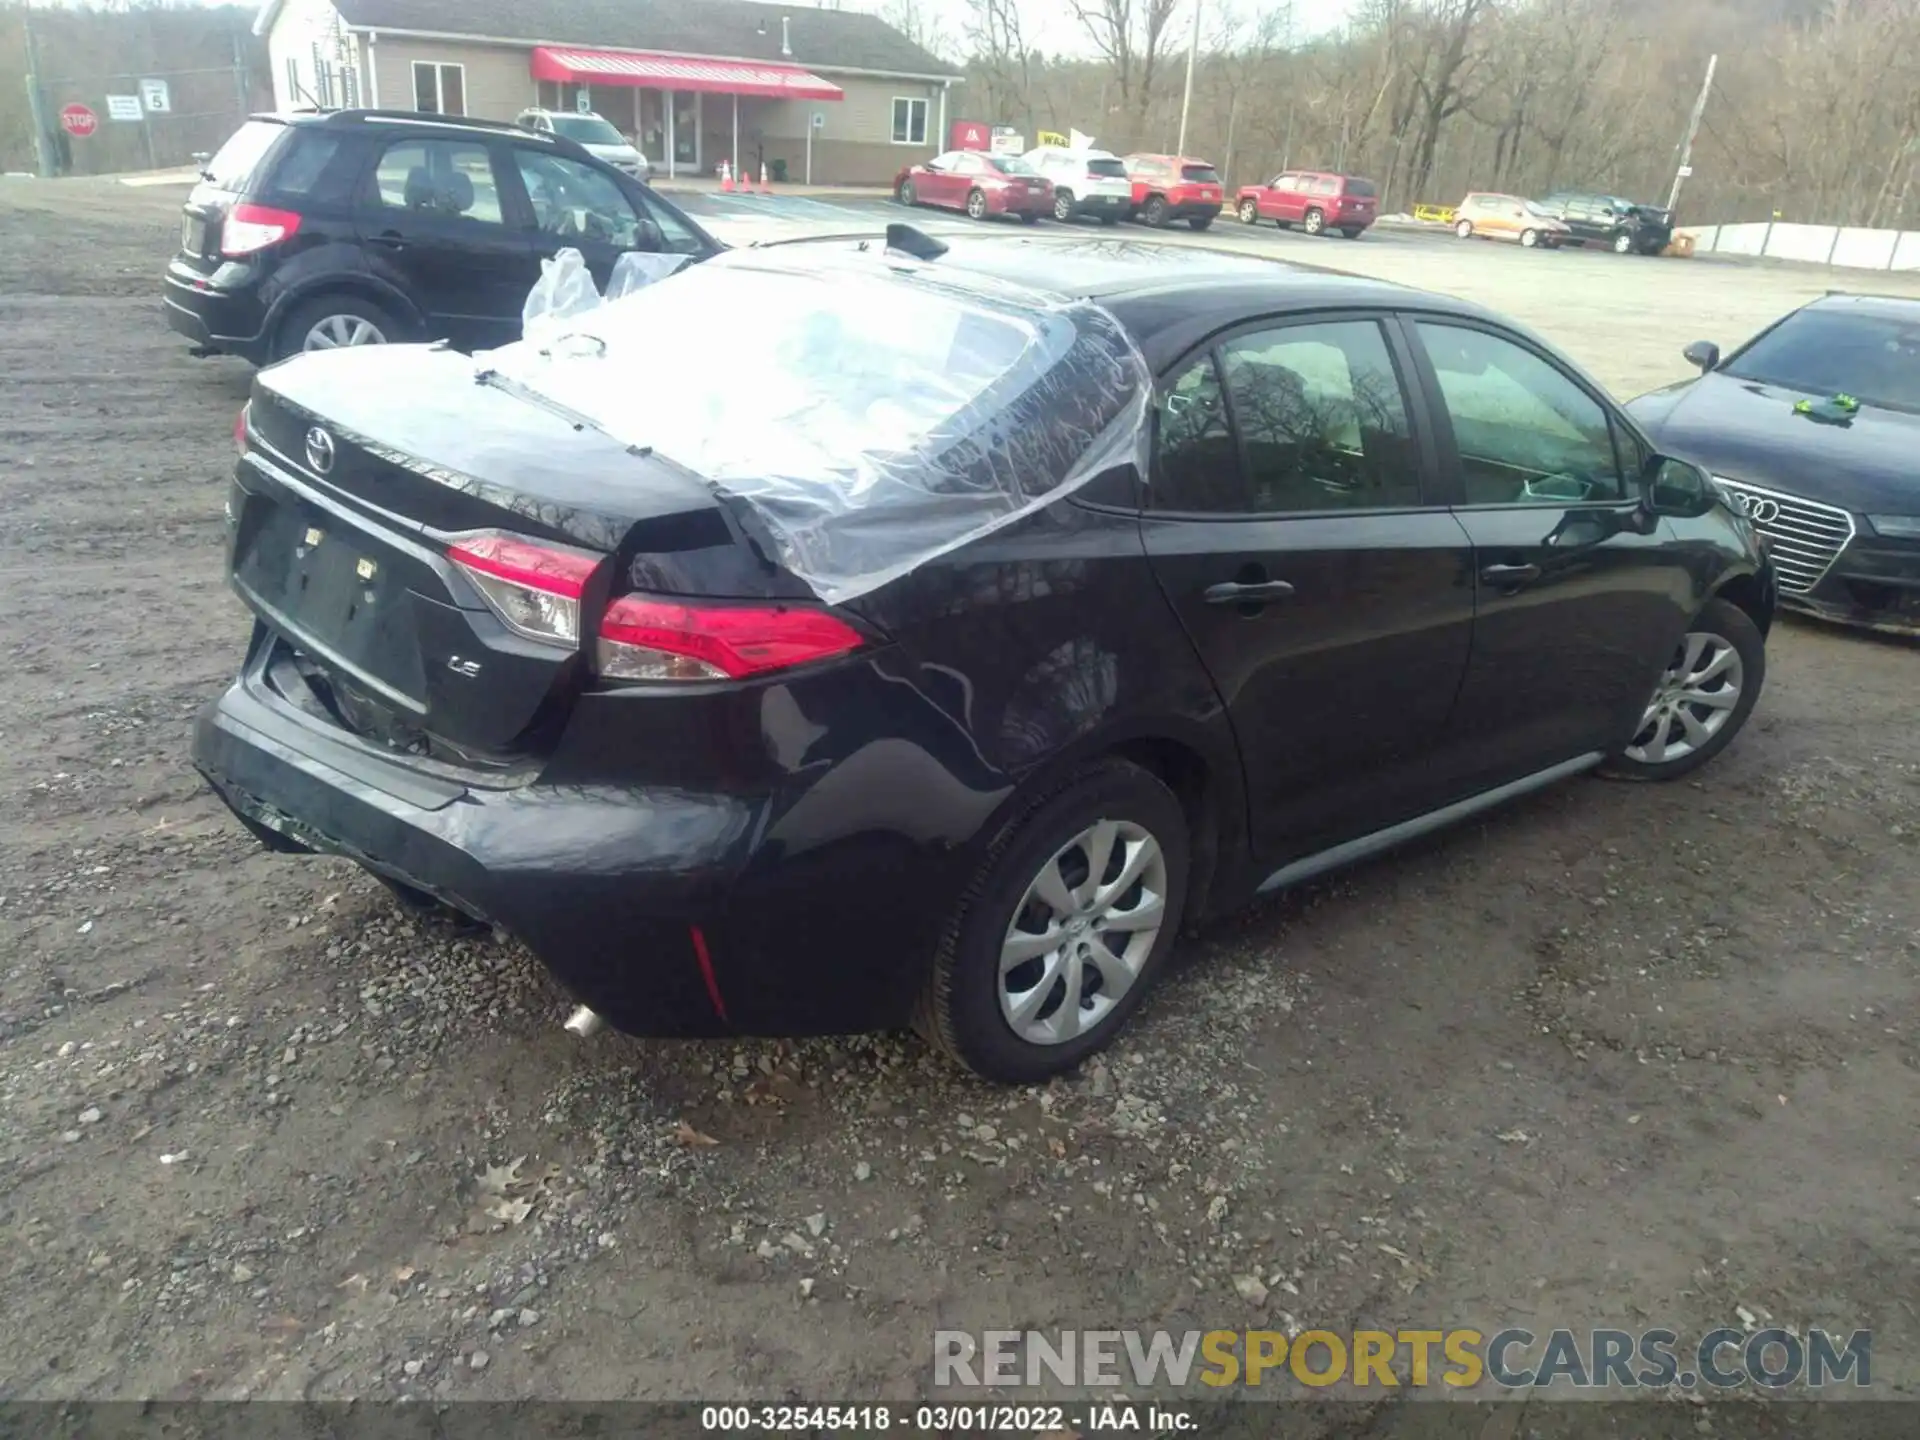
xmin=203 ymin=120 xmax=287 ymax=192
xmin=483 ymin=252 xmax=1151 ymax=601
xmin=1722 ymin=308 xmax=1920 ymax=412
xmin=1342 ymin=177 xmax=1377 ymax=197
xmin=549 ymin=115 xmax=627 ymax=147
xmin=1180 ymin=165 xmax=1221 ymax=184
xmin=1085 ymin=158 xmax=1128 ymax=177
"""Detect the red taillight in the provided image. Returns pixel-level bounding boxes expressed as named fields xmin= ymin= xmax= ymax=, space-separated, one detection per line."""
xmin=596 ymin=596 xmax=865 ymax=682
xmin=448 ymin=531 xmax=601 ymax=648
xmin=221 ymin=202 xmax=303 ymax=257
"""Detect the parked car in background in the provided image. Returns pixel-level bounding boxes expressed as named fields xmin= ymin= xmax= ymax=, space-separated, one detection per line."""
xmin=514 ymin=108 xmax=650 ymax=184
xmin=1628 ymin=293 xmax=1920 ymax=634
xmin=896 ymin=151 xmax=1051 ymax=222
xmin=1452 ymin=193 xmax=1572 ymax=249
xmin=1533 ymin=192 xmax=1672 ymax=254
xmin=1021 ymin=145 xmax=1133 ymax=224
xmin=195 ymin=231 xmax=1771 ymax=1084
xmin=163 ymin=110 xmax=716 ymax=365
xmin=1122 ymin=154 xmax=1224 ymax=229
xmin=1234 ymin=170 xmax=1378 ymax=237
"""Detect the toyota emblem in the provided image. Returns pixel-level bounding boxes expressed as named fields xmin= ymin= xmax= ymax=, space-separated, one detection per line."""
xmin=1726 ymin=490 xmax=1780 ymax=525
xmin=305 ymin=426 xmax=336 ymax=475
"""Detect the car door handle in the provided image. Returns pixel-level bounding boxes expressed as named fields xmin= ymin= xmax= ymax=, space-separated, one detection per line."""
xmin=1204 ymin=580 xmax=1295 ymax=605
xmin=1480 ymin=563 xmax=1543 ymax=586
xmin=368 ymin=231 xmax=407 ymax=250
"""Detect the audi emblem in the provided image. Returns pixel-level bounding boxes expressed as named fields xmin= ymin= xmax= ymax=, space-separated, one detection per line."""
xmin=305 ymin=426 xmax=336 ymax=475
xmin=1726 ymin=490 xmax=1780 ymax=524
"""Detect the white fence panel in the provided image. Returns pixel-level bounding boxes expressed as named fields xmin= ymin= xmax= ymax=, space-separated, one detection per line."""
xmin=1765 ymin=224 xmax=1840 ymax=264
xmin=1714 ymin=223 xmax=1771 ymax=257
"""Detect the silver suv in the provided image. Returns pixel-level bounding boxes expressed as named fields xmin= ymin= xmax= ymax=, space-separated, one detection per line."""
xmin=516 ymin=109 xmax=651 ymax=184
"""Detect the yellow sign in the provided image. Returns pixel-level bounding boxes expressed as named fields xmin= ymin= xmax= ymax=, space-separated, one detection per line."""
xmin=1036 ymin=131 xmax=1069 ymax=148
xmin=1413 ymin=203 xmax=1457 ymax=224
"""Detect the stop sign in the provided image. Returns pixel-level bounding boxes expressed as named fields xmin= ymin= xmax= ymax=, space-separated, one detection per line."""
xmin=60 ymin=104 xmax=99 ymax=138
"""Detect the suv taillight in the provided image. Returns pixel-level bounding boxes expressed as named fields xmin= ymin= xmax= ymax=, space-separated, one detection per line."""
xmin=221 ymin=202 xmax=303 ymax=257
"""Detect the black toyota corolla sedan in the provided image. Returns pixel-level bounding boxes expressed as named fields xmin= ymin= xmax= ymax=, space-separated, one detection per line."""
xmin=193 ymin=234 xmax=1773 ymax=1082
xmin=1627 ymin=292 xmax=1920 ymax=635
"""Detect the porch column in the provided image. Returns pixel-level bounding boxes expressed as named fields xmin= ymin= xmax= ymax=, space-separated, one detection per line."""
xmin=732 ymin=93 xmax=739 ymax=181
xmin=666 ymin=97 xmax=674 ymax=179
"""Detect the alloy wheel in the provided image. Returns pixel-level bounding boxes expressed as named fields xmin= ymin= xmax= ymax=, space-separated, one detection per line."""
xmin=1624 ymin=631 xmax=1744 ymax=765
xmin=304 ymin=314 xmax=387 ymax=350
xmin=967 ymin=189 xmax=988 ymax=219
xmin=998 ymin=819 xmax=1168 ymax=1046
xmin=1238 ymin=199 xmax=1258 ymax=223
xmin=1521 ymin=228 xmax=1539 ymax=248
xmin=1054 ymin=189 xmax=1074 ymax=222
xmin=1614 ymin=231 xmax=1635 ymax=253
xmin=1304 ymin=208 xmax=1325 ymax=234
xmin=1455 ymin=219 xmax=1474 ymax=238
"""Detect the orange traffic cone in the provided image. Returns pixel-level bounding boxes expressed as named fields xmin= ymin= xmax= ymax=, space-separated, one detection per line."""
xmin=719 ymin=160 xmax=734 ymax=193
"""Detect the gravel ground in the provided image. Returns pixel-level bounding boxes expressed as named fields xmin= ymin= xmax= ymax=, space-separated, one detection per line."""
xmin=1 ymin=179 xmax=1917 ymax=1417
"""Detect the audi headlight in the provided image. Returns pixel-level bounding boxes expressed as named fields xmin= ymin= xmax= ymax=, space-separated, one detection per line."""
xmin=1866 ymin=515 xmax=1920 ymax=540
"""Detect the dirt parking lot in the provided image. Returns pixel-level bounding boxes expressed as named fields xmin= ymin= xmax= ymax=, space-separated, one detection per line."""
xmin=2 ymin=179 xmax=1917 ymax=1419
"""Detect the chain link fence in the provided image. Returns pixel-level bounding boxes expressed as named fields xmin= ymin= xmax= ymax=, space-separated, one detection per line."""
xmin=37 ymin=61 xmax=257 ymax=177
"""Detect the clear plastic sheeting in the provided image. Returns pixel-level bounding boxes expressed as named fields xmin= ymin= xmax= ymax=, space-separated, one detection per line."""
xmin=482 ymin=246 xmax=1152 ymax=604
xmin=521 ymin=247 xmax=692 ymax=346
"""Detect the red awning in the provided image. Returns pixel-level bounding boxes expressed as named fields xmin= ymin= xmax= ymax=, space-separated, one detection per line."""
xmin=531 ymin=47 xmax=844 ymax=101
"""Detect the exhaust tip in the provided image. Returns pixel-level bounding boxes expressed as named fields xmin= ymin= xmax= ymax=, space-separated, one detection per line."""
xmin=563 ymin=1005 xmax=605 ymax=1039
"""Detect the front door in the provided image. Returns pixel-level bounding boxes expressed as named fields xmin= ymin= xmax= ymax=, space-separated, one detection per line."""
xmin=358 ymin=135 xmax=535 ymax=351
xmin=1139 ymin=314 xmax=1477 ymax=864
xmin=1404 ymin=316 xmax=1696 ymax=783
xmin=505 ymin=148 xmax=702 ymax=297
xmin=1270 ymin=174 xmax=1307 ymax=223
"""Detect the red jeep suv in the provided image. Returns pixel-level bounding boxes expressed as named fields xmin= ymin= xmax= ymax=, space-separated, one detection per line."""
xmin=1234 ymin=171 xmax=1378 ymax=238
xmin=1122 ymin=154 xmax=1224 ymax=230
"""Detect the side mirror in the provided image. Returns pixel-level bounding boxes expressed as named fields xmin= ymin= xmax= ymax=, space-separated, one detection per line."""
xmin=1682 ymin=340 xmax=1719 ymax=373
xmin=1641 ymin=454 xmax=1716 ymax=519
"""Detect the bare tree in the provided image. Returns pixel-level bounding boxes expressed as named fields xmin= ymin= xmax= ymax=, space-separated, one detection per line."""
xmin=1067 ymin=0 xmax=1185 ymax=139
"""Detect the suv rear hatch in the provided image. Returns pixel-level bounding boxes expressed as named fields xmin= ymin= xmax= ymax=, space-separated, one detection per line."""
xmin=1177 ymin=164 xmax=1223 ymax=204
xmin=1082 ymin=156 xmax=1132 ymax=200
xmin=178 ymin=119 xmax=291 ymax=271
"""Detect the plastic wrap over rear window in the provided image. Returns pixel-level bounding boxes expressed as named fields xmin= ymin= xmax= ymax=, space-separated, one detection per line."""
xmin=478 ymin=249 xmax=1153 ymax=603
xmin=204 ymin=120 xmax=286 ymax=192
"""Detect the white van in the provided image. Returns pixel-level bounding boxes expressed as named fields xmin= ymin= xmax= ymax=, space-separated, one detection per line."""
xmin=1021 ymin=146 xmax=1134 ymax=224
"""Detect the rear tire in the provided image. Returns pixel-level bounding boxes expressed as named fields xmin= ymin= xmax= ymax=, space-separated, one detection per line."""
xmin=1100 ymin=214 xmax=1120 ymax=226
xmin=1053 ymin=188 xmax=1076 ymax=223
xmin=1599 ymin=599 xmax=1765 ymax=783
xmin=275 ymin=293 xmax=405 ymax=363
xmin=1303 ymin=206 xmax=1326 ymax=235
xmin=966 ymin=187 xmax=989 ymax=221
xmin=914 ymin=760 xmax=1190 ymax=1083
xmin=1188 ymin=214 xmax=1213 ymax=231
xmin=1341 ymin=226 xmax=1364 ymax=239
xmin=1142 ymin=195 xmax=1169 ymax=227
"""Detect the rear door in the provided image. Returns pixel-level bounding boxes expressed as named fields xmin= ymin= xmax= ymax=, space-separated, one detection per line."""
xmin=1139 ymin=313 xmax=1477 ymax=864
xmin=357 ymin=134 xmax=536 ymax=350
xmin=1402 ymin=316 xmax=1696 ymax=783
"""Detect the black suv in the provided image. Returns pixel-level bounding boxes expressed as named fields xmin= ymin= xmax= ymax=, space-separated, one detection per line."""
xmin=1534 ymin=192 xmax=1674 ymax=255
xmin=164 ymin=110 xmax=720 ymax=365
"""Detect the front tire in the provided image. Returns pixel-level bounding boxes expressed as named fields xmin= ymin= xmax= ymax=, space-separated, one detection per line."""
xmin=1238 ymin=198 xmax=1259 ymax=224
xmin=1303 ymin=207 xmax=1326 ymax=235
xmin=1612 ymin=230 xmax=1635 ymax=254
xmin=1341 ymin=226 xmax=1364 ymax=239
xmin=1455 ymin=218 xmax=1474 ymax=239
xmin=898 ymin=179 xmax=917 ymax=206
xmin=915 ymin=760 xmax=1190 ymax=1083
xmin=1520 ymin=227 xmax=1540 ymax=248
xmin=1600 ymin=599 xmax=1765 ymax=782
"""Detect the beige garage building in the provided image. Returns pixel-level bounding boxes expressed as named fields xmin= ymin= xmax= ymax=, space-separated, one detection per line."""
xmin=256 ymin=0 xmax=962 ymax=186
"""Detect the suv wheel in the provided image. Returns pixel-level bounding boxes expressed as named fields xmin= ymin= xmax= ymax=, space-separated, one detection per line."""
xmin=1601 ymin=599 xmax=1765 ymax=782
xmin=1142 ymin=195 xmax=1169 ymax=227
xmin=1053 ymin=188 xmax=1076 ymax=222
xmin=278 ymin=294 xmax=403 ymax=361
xmin=1455 ymin=218 xmax=1475 ymax=238
xmin=1303 ymin=206 xmax=1326 ymax=235
xmin=1520 ymin=227 xmax=1540 ymax=248
xmin=915 ymin=760 xmax=1189 ymax=1083
xmin=1238 ymin=198 xmax=1259 ymax=224
xmin=1612 ymin=230 xmax=1635 ymax=254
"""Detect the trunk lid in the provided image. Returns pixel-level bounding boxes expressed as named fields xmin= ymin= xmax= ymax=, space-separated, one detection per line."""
xmin=234 ymin=345 xmax=779 ymax=762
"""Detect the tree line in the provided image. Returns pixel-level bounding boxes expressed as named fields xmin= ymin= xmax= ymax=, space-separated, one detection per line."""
xmin=893 ymin=0 xmax=1920 ymax=227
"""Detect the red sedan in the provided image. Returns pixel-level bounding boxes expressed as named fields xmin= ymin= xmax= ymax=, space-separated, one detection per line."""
xmin=896 ymin=150 xmax=1052 ymax=223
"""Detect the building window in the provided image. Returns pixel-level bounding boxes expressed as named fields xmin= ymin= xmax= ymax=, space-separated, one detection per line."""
xmin=412 ymin=61 xmax=466 ymax=116
xmin=891 ymin=96 xmax=928 ymax=146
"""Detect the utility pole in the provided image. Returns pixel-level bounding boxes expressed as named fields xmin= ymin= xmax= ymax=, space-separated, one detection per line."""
xmin=1666 ymin=53 xmax=1717 ymax=215
xmin=1175 ymin=0 xmax=1201 ymax=157
xmin=23 ymin=0 xmax=57 ymax=178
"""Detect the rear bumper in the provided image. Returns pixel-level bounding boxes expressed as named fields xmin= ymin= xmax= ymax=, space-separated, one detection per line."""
xmin=163 ymin=259 xmax=271 ymax=363
xmin=1063 ymin=191 xmax=1132 ymax=217
xmin=192 ymin=629 xmax=968 ymax=1038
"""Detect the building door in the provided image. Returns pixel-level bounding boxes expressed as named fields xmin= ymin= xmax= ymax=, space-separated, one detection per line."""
xmin=671 ymin=91 xmax=700 ymax=171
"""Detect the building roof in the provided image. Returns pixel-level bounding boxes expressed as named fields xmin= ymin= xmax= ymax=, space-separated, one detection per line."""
xmin=256 ymin=0 xmax=960 ymax=79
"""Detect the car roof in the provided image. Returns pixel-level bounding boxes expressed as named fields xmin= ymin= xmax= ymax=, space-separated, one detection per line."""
xmin=1808 ymin=292 xmax=1920 ymax=320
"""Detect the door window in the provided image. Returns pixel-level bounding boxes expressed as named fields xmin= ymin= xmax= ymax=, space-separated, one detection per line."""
xmin=372 ymin=139 xmax=504 ymax=224
xmin=1415 ymin=321 xmax=1626 ymax=505
xmin=1152 ymin=355 xmax=1242 ymax=510
xmin=513 ymin=151 xmax=645 ymax=247
xmin=1213 ymin=320 xmax=1420 ymax=513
